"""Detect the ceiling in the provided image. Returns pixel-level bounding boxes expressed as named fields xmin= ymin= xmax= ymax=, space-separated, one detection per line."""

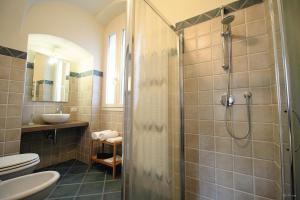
xmin=149 ymin=0 xmax=237 ymax=25
xmin=27 ymin=0 xmax=126 ymax=24
xmin=28 ymin=34 xmax=93 ymax=65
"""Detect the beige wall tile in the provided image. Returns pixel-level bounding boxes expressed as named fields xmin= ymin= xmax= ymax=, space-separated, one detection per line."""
xmin=9 ymin=81 xmax=24 ymax=93
xmin=252 ymin=123 xmax=273 ymax=141
xmin=5 ymin=129 xmax=21 ymax=141
xmin=251 ymin=87 xmax=271 ymax=105
xmin=5 ymin=117 xmax=21 ymax=129
xmin=253 ymin=141 xmax=274 ymax=160
xmin=215 ymin=137 xmax=232 ymax=154
xmin=232 ymin=55 xmax=248 ymax=73
xmin=199 ymin=121 xmax=214 ymax=135
xmin=0 ymin=105 xmax=6 ymax=117
xmin=198 ymin=76 xmax=213 ymax=91
xmin=199 ymin=135 xmax=214 ymax=151
xmin=10 ymin=69 xmax=25 ymax=81
xmin=234 ymin=173 xmax=253 ymax=193
xmin=254 ymin=178 xmax=276 ymax=199
xmin=232 ymin=24 xmax=246 ymax=42
xmin=233 ymin=139 xmax=252 ymax=157
xmin=0 ymin=66 xmax=10 ymax=80
xmin=254 ymin=159 xmax=275 ymax=180
xmin=216 ymin=153 xmax=233 ymax=171
xmin=247 ymin=19 xmax=267 ymax=37
xmin=184 ymin=26 xmax=197 ymax=39
xmin=0 ymin=92 xmax=8 ymax=104
xmin=12 ymin=58 xmax=26 ymax=70
xmin=195 ymin=20 xmax=211 ymax=36
xmin=246 ymin=3 xmax=265 ymax=22
xmin=247 ymin=35 xmax=269 ymax=54
xmin=234 ymin=156 xmax=253 ymax=175
xmin=198 ymin=106 xmax=213 ymax=120
xmin=198 ymin=91 xmax=213 ymax=105
xmin=249 ymin=70 xmax=272 ymax=87
xmin=185 ymin=134 xmax=199 ymax=149
xmin=0 ymin=129 xmax=4 ymax=142
xmin=199 ymin=150 xmax=215 ymax=167
xmin=4 ymin=140 xmax=20 ymax=155
xmin=8 ymin=93 xmax=23 ymax=105
xmin=234 ymin=191 xmax=254 ymax=200
xmin=184 ymin=62 xmax=212 ymax=78
xmin=232 ymin=40 xmax=247 ymax=57
xmin=185 ymin=119 xmax=198 ymax=134
xmin=197 ymin=48 xmax=212 ymax=63
xmin=217 ymin=186 xmax=234 ymax=200
xmin=7 ymin=105 xmax=22 ymax=117
xmin=197 ymin=34 xmax=211 ymax=49
xmin=248 ymin=52 xmax=273 ymax=70
xmin=232 ymin=10 xmax=245 ymax=27
xmin=0 ymin=80 xmax=9 ymax=92
xmin=0 ymin=55 xmax=12 ymax=67
xmin=184 ymin=78 xmax=198 ymax=92
xmin=216 ymin=169 xmax=233 ymax=188
xmin=185 ymin=38 xmax=197 ymax=52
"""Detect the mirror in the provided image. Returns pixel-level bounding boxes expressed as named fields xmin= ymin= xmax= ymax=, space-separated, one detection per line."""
xmin=29 ymin=51 xmax=70 ymax=102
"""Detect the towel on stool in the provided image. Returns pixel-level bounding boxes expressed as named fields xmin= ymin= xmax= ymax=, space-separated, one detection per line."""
xmin=91 ymin=130 xmax=119 ymax=141
xmin=106 ymin=136 xmax=122 ymax=143
xmin=103 ymin=155 xmax=122 ymax=163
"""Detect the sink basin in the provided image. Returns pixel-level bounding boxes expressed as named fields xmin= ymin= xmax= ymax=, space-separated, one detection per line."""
xmin=42 ymin=114 xmax=70 ymax=124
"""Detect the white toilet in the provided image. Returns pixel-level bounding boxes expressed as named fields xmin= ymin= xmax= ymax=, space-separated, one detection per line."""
xmin=0 ymin=171 xmax=60 ymax=200
xmin=0 ymin=153 xmax=40 ymax=181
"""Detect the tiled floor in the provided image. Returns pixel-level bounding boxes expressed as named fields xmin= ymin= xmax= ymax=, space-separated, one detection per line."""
xmin=35 ymin=159 xmax=121 ymax=200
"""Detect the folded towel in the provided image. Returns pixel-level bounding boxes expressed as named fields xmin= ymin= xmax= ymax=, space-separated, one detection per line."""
xmin=103 ymin=155 xmax=122 ymax=163
xmin=106 ymin=136 xmax=122 ymax=143
xmin=91 ymin=130 xmax=119 ymax=141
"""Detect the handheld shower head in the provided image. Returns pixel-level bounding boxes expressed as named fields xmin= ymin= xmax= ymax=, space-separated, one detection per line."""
xmin=221 ymin=15 xmax=235 ymax=25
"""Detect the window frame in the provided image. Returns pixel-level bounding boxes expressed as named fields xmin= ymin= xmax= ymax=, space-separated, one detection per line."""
xmin=102 ymin=29 xmax=126 ymax=110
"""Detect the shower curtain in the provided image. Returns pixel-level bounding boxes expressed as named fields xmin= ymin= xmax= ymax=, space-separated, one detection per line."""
xmin=124 ymin=0 xmax=182 ymax=199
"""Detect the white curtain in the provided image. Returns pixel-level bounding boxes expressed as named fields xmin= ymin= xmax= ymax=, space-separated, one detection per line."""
xmin=127 ymin=0 xmax=180 ymax=199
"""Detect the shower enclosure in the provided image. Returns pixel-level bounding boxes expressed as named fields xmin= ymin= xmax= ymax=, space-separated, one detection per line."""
xmin=269 ymin=0 xmax=300 ymax=199
xmin=123 ymin=0 xmax=183 ymax=199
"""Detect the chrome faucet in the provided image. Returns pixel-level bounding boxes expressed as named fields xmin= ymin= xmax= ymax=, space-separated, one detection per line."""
xmin=56 ymin=104 xmax=63 ymax=114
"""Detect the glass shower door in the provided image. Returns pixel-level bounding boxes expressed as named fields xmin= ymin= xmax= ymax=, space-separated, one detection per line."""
xmin=269 ymin=0 xmax=300 ymax=199
xmin=123 ymin=0 xmax=183 ymax=199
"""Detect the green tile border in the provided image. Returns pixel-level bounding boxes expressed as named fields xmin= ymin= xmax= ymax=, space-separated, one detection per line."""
xmin=175 ymin=0 xmax=264 ymax=31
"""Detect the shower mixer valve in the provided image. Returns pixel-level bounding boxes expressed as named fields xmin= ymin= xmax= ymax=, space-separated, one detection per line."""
xmin=220 ymin=94 xmax=235 ymax=107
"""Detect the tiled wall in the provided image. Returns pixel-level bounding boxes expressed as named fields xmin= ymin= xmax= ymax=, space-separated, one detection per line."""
xmin=99 ymin=110 xmax=124 ymax=133
xmin=21 ymin=61 xmax=103 ymax=166
xmin=183 ymin=3 xmax=282 ymax=199
xmin=0 ymin=54 xmax=26 ymax=156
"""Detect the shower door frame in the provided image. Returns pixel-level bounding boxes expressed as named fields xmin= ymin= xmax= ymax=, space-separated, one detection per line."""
xmin=270 ymin=0 xmax=297 ymax=198
xmin=122 ymin=0 xmax=185 ymax=199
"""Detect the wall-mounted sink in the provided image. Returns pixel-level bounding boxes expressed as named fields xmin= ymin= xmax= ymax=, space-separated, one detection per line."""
xmin=42 ymin=114 xmax=70 ymax=124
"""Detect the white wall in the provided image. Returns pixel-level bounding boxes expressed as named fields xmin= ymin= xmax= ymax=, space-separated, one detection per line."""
xmin=149 ymin=0 xmax=237 ymax=25
xmin=0 ymin=0 xmax=103 ymax=69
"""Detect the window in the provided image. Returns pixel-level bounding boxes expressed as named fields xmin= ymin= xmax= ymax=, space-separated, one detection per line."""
xmin=105 ymin=33 xmax=117 ymax=105
xmin=104 ymin=29 xmax=126 ymax=108
xmin=120 ymin=29 xmax=126 ymax=104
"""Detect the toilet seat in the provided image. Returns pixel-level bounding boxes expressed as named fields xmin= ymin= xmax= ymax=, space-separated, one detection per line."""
xmin=0 ymin=154 xmax=40 ymax=174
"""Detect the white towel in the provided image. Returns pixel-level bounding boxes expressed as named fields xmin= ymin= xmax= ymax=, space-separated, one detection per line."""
xmin=103 ymin=155 xmax=122 ymax=163
xmin=106 ymin=136 xmax=122 ymax=143
xmin=91 ymin=130 xmax=119 ymax=141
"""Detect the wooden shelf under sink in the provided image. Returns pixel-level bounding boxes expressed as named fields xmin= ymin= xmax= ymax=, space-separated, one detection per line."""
xmin=21 ymin=121 xmax=89 ymax=133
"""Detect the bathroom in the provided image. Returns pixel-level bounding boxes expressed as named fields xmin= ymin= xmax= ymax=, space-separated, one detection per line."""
xmin=0 ymin=0 xmax=299 ymax=199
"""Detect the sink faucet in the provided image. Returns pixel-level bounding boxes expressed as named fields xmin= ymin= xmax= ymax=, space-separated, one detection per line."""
xmin=56 ymin=104 xmax=63 ymax=114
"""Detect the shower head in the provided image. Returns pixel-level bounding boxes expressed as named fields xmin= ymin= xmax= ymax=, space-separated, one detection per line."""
xmin=221 ymin=15 xmax=235 ymax=25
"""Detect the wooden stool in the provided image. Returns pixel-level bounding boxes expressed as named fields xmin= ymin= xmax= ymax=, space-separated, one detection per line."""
xmin=91 ymin=140 xmax=122 ymax=179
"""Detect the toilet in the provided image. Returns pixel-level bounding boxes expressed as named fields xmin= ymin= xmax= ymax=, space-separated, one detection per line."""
xmin=0 ymin=171 xmax=60 ymax=200
xmin=0 ymin=153 xmax=40 ymax=181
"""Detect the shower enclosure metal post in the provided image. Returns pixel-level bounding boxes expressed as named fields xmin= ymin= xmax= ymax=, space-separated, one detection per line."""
xmin=122 ymin=0 xmax=135 ymax=199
